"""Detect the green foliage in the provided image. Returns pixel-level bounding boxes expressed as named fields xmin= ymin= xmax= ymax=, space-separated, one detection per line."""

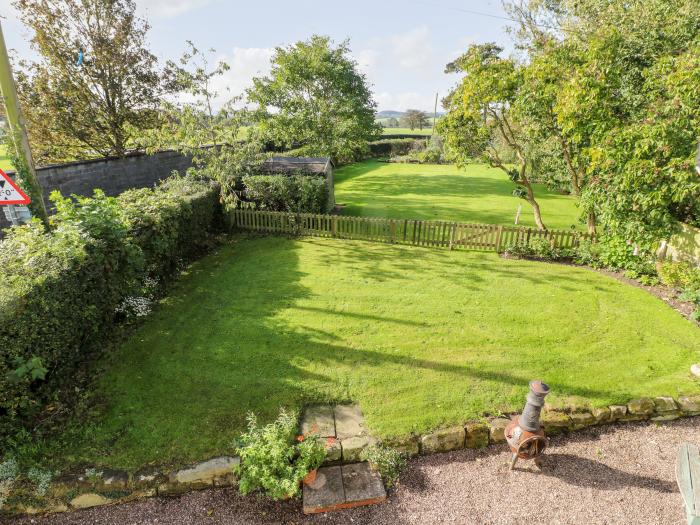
xmin=658 ymin=261 xmax=700 ymax=289
xmin=242 ymin=175 xmax=328 ymax=214
xmin=141 ymin=42 xmax=266 ymax=206
xmin=573 ymin=239 xmax=602 ymax=267
xmin=247 ymin=35 xmax=382 ymax=165
xmin=367 ymin=138 xmax=426 ymax=158
xmin=360 ymin=445 xmax=407 ymax=489
xmin=0 ymin=176 xmax=220 ymax=443
xmin=13 ymin=0 xmax=163 ymax=162
xmin=504 ymin=237 xmax=574 ymax=261
xmin=439 ymin=43 xmax=547 ymax=230
xmin=234 ymin=409 xmax=326 ymax=500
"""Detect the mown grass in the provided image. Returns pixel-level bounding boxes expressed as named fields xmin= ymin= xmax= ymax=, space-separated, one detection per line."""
xmin=40 ymin=235 xmax=700 ymax=470
xmin=0 ymin=144 xmax=13 ymax=172
xmin=334 ymin=160 xmax=582 ymax=230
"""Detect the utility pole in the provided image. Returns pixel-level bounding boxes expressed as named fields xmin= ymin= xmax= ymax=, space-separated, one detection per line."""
xmin=0 ymin=20 xmax=48 ymax=226
xmin=432 ymin=92 xmax=438 ymax=136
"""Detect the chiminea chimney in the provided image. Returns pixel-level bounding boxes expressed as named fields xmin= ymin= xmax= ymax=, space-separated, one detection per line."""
xmin=505 ymin=380 xmax=550 ymax=470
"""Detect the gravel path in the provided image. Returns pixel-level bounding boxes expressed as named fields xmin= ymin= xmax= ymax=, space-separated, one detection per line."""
xmin=9 ymin=418 xmax=698 ymax=525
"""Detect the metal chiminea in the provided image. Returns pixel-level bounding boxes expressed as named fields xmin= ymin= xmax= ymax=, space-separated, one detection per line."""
xmin=505 ymin=380 xmax=550 ymax=470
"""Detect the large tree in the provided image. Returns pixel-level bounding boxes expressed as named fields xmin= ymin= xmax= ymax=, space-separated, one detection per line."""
xmin=506 ymin=0 xmax=700 ymax=245
xmin=247 ymin=35 xmax=381 ymax=164
xmin=13 ymin=0 xmax=163 ymax=163
xmin=401 ymin=109 xmax=430 ymax=131
xmin=440 ymin=43 xmax=548 ymax=230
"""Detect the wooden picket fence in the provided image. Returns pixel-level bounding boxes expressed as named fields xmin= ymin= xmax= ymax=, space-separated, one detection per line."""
xmin=231 ymin=209 xmax=594 ymax=252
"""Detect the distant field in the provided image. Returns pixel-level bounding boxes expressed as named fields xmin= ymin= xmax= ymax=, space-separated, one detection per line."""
xmin=381 ymin=127 xmax=433 ymax=136
xmin=334 ymin=160 xmax=582 ymax=230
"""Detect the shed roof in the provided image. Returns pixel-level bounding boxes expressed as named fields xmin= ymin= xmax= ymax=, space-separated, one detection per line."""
xmin=262 ymin=156 xmax=333 ymax=175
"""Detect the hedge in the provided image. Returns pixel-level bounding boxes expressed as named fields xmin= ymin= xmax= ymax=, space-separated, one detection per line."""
xmin=367 ymin=138 xmax=427 ymax=158
xmin=0 ymin=176 xmax=221 ymax=440
xmin=242 ymin=174 xmax=328 ymax=214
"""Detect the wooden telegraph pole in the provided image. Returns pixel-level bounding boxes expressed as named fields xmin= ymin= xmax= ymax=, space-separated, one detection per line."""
xmin=0 ymin=20 xmax=48 ymax=226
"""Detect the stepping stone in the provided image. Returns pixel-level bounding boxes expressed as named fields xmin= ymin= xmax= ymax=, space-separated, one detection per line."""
xmin=303 ymin=462 xmax=386 ymax=514
xmin=302 ymin=405 xmax=336 ymax=437
xmin=334 ymin=405 xmax=367 ymax=439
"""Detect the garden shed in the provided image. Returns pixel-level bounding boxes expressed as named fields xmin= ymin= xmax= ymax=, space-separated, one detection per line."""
xmin=262 ymin=156 xmax=335 ymax=212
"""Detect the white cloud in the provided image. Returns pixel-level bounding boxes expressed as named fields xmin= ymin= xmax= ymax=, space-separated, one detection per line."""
xmin=354 ymin=48 xmax=379 ymax=76
xmin=375 ymin=91 xmax=437 ymax=113
xmin=209 ymin=46 xmax=274 ymax=107
xmin=390 ymin=26 xmax=434 ymax=71
xmin=137 ymin=0 xmax=212 ymax=18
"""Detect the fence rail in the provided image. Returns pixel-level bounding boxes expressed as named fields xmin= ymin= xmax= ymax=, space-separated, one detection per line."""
xmin=231 ymin=209 xmax=594 ymax=252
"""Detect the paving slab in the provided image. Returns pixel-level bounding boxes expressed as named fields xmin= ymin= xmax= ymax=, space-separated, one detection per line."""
xmin=342 ymin=463 xmax=386 ymax=506
xmin=302 ymin=466 xmax=345 ymax=514
xmin=334 ymin=405 xmax=367 ymax=439
xmin=302 ymin=405 xmax=336 ymax=437
xmin=303 ymin=463 xmax=386 ymax=514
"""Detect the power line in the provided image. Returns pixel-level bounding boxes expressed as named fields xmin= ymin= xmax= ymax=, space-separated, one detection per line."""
xmin=413 ymin=2 xmax=568 ymax=34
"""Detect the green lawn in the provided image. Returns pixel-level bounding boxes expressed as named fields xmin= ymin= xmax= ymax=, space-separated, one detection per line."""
xmin=334 ymin=160 xmax=581 ymax=230
xmin=44 ymin=236 xmax=700 ymax=470
xmin=0 ymin=144 xmax=13 ymax=172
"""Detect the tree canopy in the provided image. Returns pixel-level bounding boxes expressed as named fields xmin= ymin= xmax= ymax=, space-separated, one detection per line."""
xmin=247 ymin=35 xmax=381 ymax=164
xmin=13 ymin=0 xmax=164 ymax=163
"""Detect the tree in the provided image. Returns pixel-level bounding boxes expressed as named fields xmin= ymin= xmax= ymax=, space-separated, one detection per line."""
xmin=13 ymin=0 xmax=163 ymax=163
xmin=140 ymin=43 xmax=264 ymax=207
xmin=386 ymin=117 xmax=399 ymax=128
xmin=506 ymin=0 xmax=700 ymax=245
xmin=401 ymin=109 xmax=430 ymax=130
xmin=247 ymin=35 xmax=381 ymax=164
xmin=439 ymin=43 xmax=547 ymax=230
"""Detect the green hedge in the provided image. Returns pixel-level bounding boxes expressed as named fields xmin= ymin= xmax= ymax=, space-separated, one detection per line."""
xmin=242 ymin=174 xmax=328 ymax=214
xmin=367 ymin=138 xmax=427 ymax=158
xmin=0 ymin=177 xmax=221 ymax=440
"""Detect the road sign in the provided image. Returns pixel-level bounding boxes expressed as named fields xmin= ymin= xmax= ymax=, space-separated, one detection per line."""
xmin=0 ymin=168 xmax=30 ymax=205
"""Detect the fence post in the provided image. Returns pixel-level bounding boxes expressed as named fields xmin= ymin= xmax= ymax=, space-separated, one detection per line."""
xmin=495 ymin=225 xmax=503 ymax=252
xmin=449 ymin=222 xmax=457 ymax=250
xmin=390 ymin=220 xmax=396 ymax=244
xmin=331 ymin=215 xmax=338 ymax=238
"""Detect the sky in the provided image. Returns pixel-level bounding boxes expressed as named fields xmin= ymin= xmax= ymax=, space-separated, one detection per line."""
xmin=0 ymin=0 xmax=515 ymax=113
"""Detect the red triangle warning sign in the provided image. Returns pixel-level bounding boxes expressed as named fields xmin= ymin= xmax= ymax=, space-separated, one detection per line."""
xmin=0 ymin=168 xmax=31 ymax=205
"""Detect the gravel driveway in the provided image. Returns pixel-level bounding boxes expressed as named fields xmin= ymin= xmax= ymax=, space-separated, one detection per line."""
xmin=9 ymin=418 xmax=697 ymax=525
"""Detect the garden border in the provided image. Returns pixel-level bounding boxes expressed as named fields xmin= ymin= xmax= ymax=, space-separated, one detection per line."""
xmin=3 ymin=394 xmax=699 ymax=517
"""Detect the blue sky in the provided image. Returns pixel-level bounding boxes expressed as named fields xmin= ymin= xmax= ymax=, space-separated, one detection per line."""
xmin=1 ymin=0 xmax=514 ymax=112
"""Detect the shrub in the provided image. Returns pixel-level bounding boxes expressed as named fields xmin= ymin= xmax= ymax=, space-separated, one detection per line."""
xmin=242 ymin=174 xmax=328 ymax=214
xmin=234 ymin=409 xmax=326 ymax=500
xmin=367 ymin=138 xmax=426 ymax=158
xmin=504 ymin=237 xmax=574 ymax=261
xmin=0 ymin=176 xmax=221 ymax=442
xmin=658 ymin=261 xmax=700 ymax=289
xmin=360 ymin=445 xmax=407 ymax=489
xmin=573 ymin=239 xmax=602 ymax=267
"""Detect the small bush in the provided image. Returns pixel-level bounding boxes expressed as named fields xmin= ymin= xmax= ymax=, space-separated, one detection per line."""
xmin=504 ymin=238 xmax=574 ymax=261
xmin=242 ymin=174 xmax=328 ymax=214
xmin=360 ymin=445 xmax=407 ymax=489
xmin=573 ymin=239 xmax=601 ymax=267
xmin=234 ymin=409 xmax=326 ymax=500
xmin=658 ymin=261 xmax=700 ymax=289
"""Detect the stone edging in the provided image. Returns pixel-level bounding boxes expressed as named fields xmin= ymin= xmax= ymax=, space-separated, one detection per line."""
xmin=4 ymin=395 xmax=700 ymax=516
xmin=385 ymin=395 xmax=700 ymax=456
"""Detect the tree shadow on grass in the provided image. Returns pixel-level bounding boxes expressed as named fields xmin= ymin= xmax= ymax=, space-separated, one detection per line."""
xmin=58 ymin=235 xmax=669 ymax=469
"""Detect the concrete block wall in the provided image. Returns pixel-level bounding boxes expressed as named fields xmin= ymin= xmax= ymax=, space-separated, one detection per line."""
xmin=0 ymin=150 xmax=193 ymax=233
